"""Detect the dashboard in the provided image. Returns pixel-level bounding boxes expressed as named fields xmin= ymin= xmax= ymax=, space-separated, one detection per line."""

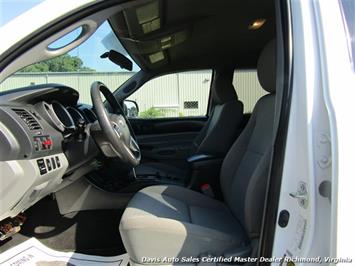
xmin=0 ymin=84 xmax=100 ymax=221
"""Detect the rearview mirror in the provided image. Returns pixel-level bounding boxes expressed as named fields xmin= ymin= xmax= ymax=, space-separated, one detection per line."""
xmin=123 ymin=100 xmax=139 ymax=118
xmin=100 ymin=50 xmax=133 ymax=71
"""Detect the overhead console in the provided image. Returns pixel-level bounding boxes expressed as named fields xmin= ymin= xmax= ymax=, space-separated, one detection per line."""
xmin=109 ymin=0 xmax=193 ymax=69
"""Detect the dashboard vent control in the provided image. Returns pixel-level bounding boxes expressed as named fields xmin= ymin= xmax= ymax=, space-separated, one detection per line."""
xmin=12 ymin=108 xmax=42 ymax=131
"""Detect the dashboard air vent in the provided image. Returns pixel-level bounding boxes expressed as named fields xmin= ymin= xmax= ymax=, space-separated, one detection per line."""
xmin=12 ymin=108 xmax=42 ymax=131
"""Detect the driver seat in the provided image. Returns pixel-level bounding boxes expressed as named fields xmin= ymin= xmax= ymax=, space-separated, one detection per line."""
xmin=119 ymin=40 xmax=276 ymax=265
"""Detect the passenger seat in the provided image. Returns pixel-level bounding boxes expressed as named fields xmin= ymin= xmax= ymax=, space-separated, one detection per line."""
xmin=133 ymin=68 xmax=244 ymax=182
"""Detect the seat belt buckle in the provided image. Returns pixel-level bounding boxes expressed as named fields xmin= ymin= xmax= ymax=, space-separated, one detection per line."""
xmin=201 ymin=183 xmax=215 ymax=198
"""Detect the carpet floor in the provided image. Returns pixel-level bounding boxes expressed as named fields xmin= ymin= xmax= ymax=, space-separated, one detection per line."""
xmin=0 ymin=197 xmax=125 ymax=256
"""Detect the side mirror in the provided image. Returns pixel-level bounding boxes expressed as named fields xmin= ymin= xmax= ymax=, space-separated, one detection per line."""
xmin=123 ymin=100 xmax=139 ymax=118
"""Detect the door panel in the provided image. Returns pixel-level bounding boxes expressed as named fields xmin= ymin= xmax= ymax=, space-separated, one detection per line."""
xmin=138 ymin=132 xmax=198 ymax=160
xmin=129 ymin=117 xmax=206 ymax=166
xmin=122 ymin=70 xmax=212 ymax=167
xmin=129 ymin=117 xmax=206 ymax=135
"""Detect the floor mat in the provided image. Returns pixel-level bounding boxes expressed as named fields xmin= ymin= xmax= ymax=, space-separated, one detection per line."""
xmin=0 ymin=238 xmax=129 ymax=266
xmin=0 ymin=198 xmax=126 ymax=256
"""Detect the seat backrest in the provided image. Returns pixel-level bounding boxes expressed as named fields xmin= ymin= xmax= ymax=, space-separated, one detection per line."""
xmin=191 ymin=69 xmax=244 ymax=157
xmin=220 ymin=39 xmax=276 ymax=239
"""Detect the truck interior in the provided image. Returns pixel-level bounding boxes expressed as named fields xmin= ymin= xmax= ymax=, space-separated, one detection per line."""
xmin=0 ymin=0 xmax=291 ymax=264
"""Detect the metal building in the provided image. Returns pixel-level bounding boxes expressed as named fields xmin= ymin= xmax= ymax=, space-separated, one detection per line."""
xmin=0 ymin=70 xmax=266 ymax=117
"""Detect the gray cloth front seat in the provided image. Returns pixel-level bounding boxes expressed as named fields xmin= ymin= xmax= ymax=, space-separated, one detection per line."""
xmin=133 ymin=69 xmax=244 ymax=181
xmin=119 ymin=40 xmax=276 ymax=265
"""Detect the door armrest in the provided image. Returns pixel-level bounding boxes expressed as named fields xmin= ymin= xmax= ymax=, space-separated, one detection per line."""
xmin=187 ymin=154 xmax=217 ymax=163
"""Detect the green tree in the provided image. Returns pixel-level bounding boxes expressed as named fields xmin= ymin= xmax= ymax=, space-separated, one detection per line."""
xmin=139 ymin=107 xmax=166 ymax=118
xmin=138 ymin=107 xmax=180 ymax=118
xmin=19 ymin=54 xmax=95 ymax=72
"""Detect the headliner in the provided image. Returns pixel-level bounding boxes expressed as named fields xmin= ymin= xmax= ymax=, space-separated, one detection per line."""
xmin=109 ymin=0 xmax=275 ymax=73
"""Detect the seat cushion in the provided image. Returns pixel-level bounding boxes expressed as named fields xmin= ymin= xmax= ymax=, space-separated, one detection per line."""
xmin=119 ymin=185 xmax=248 ymax=264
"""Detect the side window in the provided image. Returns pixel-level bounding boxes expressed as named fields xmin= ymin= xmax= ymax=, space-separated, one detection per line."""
xmin=126 ymin=70 xmax=212 ymax=118
xmin=233 ymin=70 xmax=267 ymax=113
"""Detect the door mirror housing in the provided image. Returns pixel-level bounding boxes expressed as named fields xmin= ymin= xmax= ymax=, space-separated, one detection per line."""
xmin=124 ymin=100 xmax=139 ymax=118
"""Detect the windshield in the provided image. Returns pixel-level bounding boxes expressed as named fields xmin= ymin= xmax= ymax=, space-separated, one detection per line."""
xmin=0 ymin=21 xmax=140 ymax=104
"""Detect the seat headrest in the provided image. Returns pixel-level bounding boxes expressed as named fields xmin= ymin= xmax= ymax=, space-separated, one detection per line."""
xmin=257 ymin=39 xmax=276 ymax=94
xmin=212 ymin=69 xmax=237 ymax=104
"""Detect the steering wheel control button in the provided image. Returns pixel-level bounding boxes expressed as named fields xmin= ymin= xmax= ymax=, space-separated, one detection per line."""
xmin=113 ymin=123 xmax=122 ymax=137
xmin=37 ymin=159 xmax=47 ymax=175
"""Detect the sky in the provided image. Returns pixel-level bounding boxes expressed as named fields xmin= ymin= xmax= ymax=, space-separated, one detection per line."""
xmin=0 ymin=0 xmax=43 ymax=26
xmin=0 ymin=0 xmax=139 ymax=72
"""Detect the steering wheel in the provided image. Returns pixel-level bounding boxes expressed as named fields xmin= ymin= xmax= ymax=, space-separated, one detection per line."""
xmin=90 ymin=81 xmax=141 ymax=167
